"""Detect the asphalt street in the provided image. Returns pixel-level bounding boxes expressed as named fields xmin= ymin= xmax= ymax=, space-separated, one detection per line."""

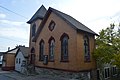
xmin=0 ymin=75 xmax=16 ymax=80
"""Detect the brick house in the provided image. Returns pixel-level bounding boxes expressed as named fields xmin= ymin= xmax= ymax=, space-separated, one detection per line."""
xmin=27 ymin=5 xmax=97 ymax=78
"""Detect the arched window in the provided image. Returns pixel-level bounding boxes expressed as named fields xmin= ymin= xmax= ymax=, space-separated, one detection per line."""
xmin=31 ymin=47 xmax=35 ymax=53
xmin=39 ymin=39 xmax=44 ymax=61
xmin=84 ymin=35 xmax=90 ymax=61
xmin=60 ymin=33 xmax=69 ymax=61
xmin=32 ymin=23 xmax=36 ymax=37
xmin=48 ymin=37 xmax=55 ymax=61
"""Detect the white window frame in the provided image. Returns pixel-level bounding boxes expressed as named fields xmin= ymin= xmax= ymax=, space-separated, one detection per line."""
xmin=112 ymin=65 xmax=117 ymax=76
xmin=16 ymin=58 xmax=18 ymax=64
xmin=97 ymin=69 xmax=100 ymax=80
xmin=104 ymin=67 xmax=110 ymax=79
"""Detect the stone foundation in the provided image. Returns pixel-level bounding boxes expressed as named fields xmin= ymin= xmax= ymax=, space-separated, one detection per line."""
xmin=35 ymin=67 xmax=97 ymax=80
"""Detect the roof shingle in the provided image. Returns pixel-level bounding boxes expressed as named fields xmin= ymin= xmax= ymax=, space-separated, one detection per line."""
xmin=27 ymin=5 xmax=47 ymax=24
xmin=19 ymin=47 xmax=29 ymax=58
xmin=50 ymin=7 xmax=97 ymax=35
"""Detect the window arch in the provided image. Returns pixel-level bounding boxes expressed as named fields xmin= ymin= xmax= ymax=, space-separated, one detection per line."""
xmin=60 ymin=33 xmax=69 ymax=61
xmin=39 ymin=39 xmax=44 ymax=61
xmin=84 ymin=35 xmax=90 ymax=61
xmin=31 ymin=47 xmax=35 ymax=53
xmin=48 ymin=36 xmax=55 ymax=61
xmin=32 ymin=23 xmax=36 ymax=37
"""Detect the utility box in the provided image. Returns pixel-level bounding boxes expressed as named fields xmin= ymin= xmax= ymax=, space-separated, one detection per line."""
xmin=43 ymin=55 xmax=48 ymax=65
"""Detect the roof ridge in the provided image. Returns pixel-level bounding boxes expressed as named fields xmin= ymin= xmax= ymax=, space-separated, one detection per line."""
xmin=49 ymin=7 xmax=97 ymax=35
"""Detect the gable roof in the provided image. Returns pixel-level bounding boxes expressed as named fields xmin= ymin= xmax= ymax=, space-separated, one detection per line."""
xmin=15 ymin=46 xmax=29 ymax=58
xmin=32 ymin=6 xmax=97 ymax=42
xmin=50 ymin=8 xmax=97 ymax=35
xmin=27 ymin=5 xmax=47 ymax=24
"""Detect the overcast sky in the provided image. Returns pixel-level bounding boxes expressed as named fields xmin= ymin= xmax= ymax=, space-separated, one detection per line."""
xmin=0 ymin=0 xmax=120 ymax=51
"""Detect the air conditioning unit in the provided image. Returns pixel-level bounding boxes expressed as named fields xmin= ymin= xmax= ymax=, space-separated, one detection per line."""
xmin=43 ymin=55 xmax=48 ymax=65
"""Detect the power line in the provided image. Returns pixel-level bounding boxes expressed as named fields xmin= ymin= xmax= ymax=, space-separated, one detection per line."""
xmin=0 ymin=5 xmax=28 ymax=19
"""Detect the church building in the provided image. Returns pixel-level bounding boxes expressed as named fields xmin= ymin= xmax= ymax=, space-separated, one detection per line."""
xmin=27 ymin=5 xmax=97 ymax=75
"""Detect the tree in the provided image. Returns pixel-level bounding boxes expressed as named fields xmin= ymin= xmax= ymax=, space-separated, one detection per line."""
xmin=93 ymin=23 xmax=120 ymax=67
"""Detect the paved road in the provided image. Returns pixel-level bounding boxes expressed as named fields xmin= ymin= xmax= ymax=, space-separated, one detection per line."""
xmin=0 ymin=75 xmax=16 ymax=80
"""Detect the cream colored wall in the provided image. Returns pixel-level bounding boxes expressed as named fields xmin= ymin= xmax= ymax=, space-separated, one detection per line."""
xmin=6 ymin=54 xmax=15 ymax=67
xmin=35 ymin=12 xmax=78 ymax=71
xmin=29 ymin=19 xmax=42 ymax=53
xmin=29 ymin=12 xmax=96 ymax=71
xmin=76 ymin=32 xmax=96 ymax=71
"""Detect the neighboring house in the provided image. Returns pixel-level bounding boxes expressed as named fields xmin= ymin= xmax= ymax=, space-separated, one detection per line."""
xmin=0 ymin=52 xmax=4 ymax=66
xmin=97 ymin=63 xmax=118 ymax=80
xmin=27 ymin=5 xmax=97 ymax=79
xmin=2 ymin=47 xmax=18 ymax=71
xmin=15 ymin=46 xmax=29 ymax=73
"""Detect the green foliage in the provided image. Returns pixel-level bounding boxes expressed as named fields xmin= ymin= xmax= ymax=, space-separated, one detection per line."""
xmin=93 ymin=23 xmax=120 ymax=67
xmin=114 ymin=53 xmax=120 ymax=68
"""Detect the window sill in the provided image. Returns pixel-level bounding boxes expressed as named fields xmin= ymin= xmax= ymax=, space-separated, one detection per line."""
xmin=48 ymin=60 xmax=54 ymax=62
xmin=112 ymin=74 xmax=117 ymax=77
xmin=60 ymin=60 xmax=69 ymax=62
xmin=84 ymin=60 xmax=91 ymax=62
xmin=39 ymin=60 xmax=44 ymax=61
xmin=105 ymin=77 xmax=110 ymax=80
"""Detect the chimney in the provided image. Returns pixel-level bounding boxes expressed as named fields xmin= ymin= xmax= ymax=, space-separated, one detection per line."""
xmin=8 ymin=47 xmax=10 ymax=51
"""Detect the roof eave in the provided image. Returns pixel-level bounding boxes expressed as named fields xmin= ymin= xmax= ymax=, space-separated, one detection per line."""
xmin=27 ymin=17 xmax=43 ymax=24
xmin=77 ymin=29 xmax=98 ymax=36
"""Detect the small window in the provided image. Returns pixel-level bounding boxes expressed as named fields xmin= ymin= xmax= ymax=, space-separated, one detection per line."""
xmin=48 ymin=20 xmax=55 ymax=31
xmin=16 ymin=58 xmax=18 ymax=64
xmin=104 ymin=67 xmax=110 ymax=79
xmin=31 ymin=47 xmax=35 ymax=53
xmin=97 ymin=69 xmax=100 ymax=80
xmin=112 ymin=66 xmax=117 ymax=76
xmin=19 ymin=58 xmax=21 ymax=64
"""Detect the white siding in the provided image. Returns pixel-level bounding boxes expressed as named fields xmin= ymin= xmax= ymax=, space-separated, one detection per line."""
xmin=2 ymin=61 xmax=5 ymax=67
xmin=15 ymin=51 xmax=25 ymax=72
xmin=0 ymin=55 xmax=3 ymax=64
